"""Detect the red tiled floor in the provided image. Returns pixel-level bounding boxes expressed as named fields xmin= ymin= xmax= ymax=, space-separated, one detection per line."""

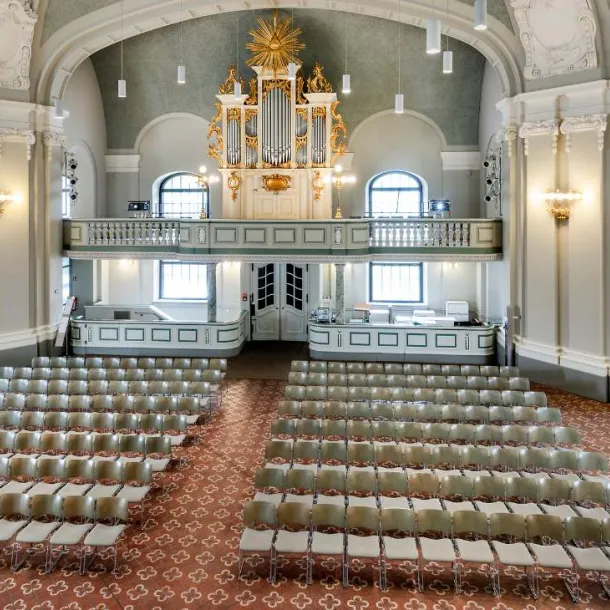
xmin=0 ymin=378 xmax=609 ymax=609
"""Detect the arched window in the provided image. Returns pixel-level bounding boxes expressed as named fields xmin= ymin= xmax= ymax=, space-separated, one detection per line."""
xmin=368 ymin=170 xmax=424 ymax=217
xmin=159 ymin=172 xmax=208 ymax=219
xmin=368 ymin=170 xmax=425 ymax=303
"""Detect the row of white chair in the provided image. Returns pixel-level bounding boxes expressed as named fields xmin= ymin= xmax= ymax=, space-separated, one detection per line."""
xmin=4 ymin=367 xmax=222 ymax=382
xmin=0 ymin=379 xmax=216 ymax=396
xmin=0 ymin=493 xmax=129 ymax=574
xmin=240 ymin=499 xmax=610 ymax=600
xmin=278 ymin=400 xmax=561 ymax=424
xmin=288 ymin=372 xmax=530 ymax=391
xmin=284 ymin=385 xmax=548 ymax=407
xmin=270 ymin=419 xmax=581 ymax=447
xmin=29 ymin=356 xmax=227 ymax=370
xmin=291 ymin=361 xmax=519 ymax=377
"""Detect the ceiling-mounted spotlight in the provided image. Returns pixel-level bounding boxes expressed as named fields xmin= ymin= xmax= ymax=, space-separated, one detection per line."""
xmin=426 ymin=19 xmax=442 ymax=54
xmin=474 ymin=0 xmax=488 ymax=31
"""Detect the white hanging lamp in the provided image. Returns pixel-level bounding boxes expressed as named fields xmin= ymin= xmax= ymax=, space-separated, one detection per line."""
xmin=442 ymin=1 xmax=453 ymax=74
xmin=234 ymin=12 xmax=241 ymax=99
xmin=474 ymin=0 xmax=487 ymax=31
xmin=117 ymin=1 xmax=127 ymax=97
xmin=426 ymin=0 xmax=441 ymax=54
xmin=177 ymin=0 xmax=186 ymax=83
xmin=395 ymin=0 xmax=403 ymax=114
xmin=342 ymin=2 xmax=351 ymax=93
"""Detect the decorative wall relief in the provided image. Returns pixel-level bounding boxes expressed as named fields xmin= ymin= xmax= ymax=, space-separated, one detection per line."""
xmin=518 ymin=120 xmax=559 ymax=156
xmin=560 ymin=114 xmax=607 ymax=153
xmin=0 ymin=1 xmax=38 ymax=90
xmin=510 ymin=0 xmax=597 ymax=80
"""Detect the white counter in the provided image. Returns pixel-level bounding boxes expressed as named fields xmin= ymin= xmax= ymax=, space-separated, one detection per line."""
xmin=309 ymin=321 xmax=496 ymax=363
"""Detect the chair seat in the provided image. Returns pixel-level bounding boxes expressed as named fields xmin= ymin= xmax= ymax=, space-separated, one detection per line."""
xmin=492 ymin=541 xmax=534 ymax=566
xmin=316 ymin=495 xmax=346 ymax=506
xmin=522 ymin=472 xmax=551 ymax=480
xmin=16 ymin=521 xmax=61 ymax=543
xmin=253 ymin=492 xmax=284 ymax=506
xmin=348 ymin=466 xmax=375 ymax=473
xmin=574 ymin=507 xmax=610 ymax=521
xmin=284 ymin=494 xmax=314 ymax=505
xmin=491 ymin=470 xmax=521 ymax=479
xmin=117 ymin=456 xmax=144 ymax=465
xmin=311 ymin=532 xmax=344 ymax=555
xmin=347 ymin=534 xmax=380 ymax=558
xmin=474 ymin=501 xmax=509 ymax=515
xmin=84 ymin=523 xmax=126 ymax=547
xmin=275 ymin=530 xmax=309 ymax=554
xmin=567 ymin=546 xmax=610 ymax=572
xmin=167 ymin=434 xmax=186 ymax=447
xmin=86 ymin=484 xmax=122 ymax=498
xmin=144 ymin=457 xmax=170 ymax=472
xmin=0 ymin=481 xmax=35 ymax=495
xmin=185 ymin=415 xmax=199 ymax=425
xmin=28 ymin=482 xmax=66 ymax=495
xmin=57 ymin=483 xmax=93 ymax=497
xmin=529 ymin=543 xmax=573 ymax=569
xmin=264 ymin=462 xmax=291 ymax=472
xmin=347 ymin=496 xmax=377 ymax=508
xmin=291 ymin=463 xmax=319 ymax=473
xmin=0 ymin=519 xmax=28 ymax=542
xmin=377 ymin=466 xmax=403 ymax=473
xmin=117 ymin=485 xmax=151 ymax=502
xmin=240 ymin=528 xmax=275 ymax=552
xmin=456 ymin=539 xmax=495 ymax=564
xmin=435 ymin=469 xmax=462 ymax=478
xmin=383 ymin=536 xmax=418 ymax=560
xmin=411 ymin=498 xmax=443 ymax=511
xmin=550 ymin=473 xmax=580 ymax=483
xmin=318 ymin=464 xmax=346 ymax=472
xmin=379 ymin=496 xmax=410 ymax=510
xmin=583 ymin=475 xmax=610 ymax=485
xmin=420 ymin=537 xmax=456 ymax=563
xmin=406 ymin=468 xmax=433 ymax=475
xmin=443 ymin=501 xmax=476 ymax=513
xmin=462 ymin=469 xmax=491 ymax=478
xmin=50 ymin=522 xmax=93 ymax=546
xmin=507 ymin=502 xmax=544 ymax=516
xmin=542 ymin=504 xmax=579 ymax=518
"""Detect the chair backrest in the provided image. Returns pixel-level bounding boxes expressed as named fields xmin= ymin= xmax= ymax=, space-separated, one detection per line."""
xmin=69 ymin=368 xmax=89 ymax=381
xmin=441 ymin=365 xmax=461 ymax=376
xmin=347 ymin=470 xmax=376 ymax=496
xmin=526 ymin=514 xmax=564 ymax=544
xmin=95 ymin=496 xmax=129 ymax=524
xmin=15 ymin=430 xmax=41 ymax=452
xmin=30 ymin=493 xmax=63 ymax=520
xmin=242 ymin=500 xmax=278 ymax=529
xmin=285 ymin=468 xmax=315 ymax=493
xmin=66 ymin=432 xmax=93 ymax=454
xmin=41 ymin=431 xmax=67 ymax=453
xmin=144 ymin=435 xmax=172 ymax=456
xmin=0 ymin=493 xmax=31 ymax=519
xmin=564 ymin=516 xmax=601 ymax=545
xmin=94 ymin=459 xmax=122 ymax=482
xmin=372 ymin=421 xmax=396 ymax=442
xmin=408 ymin=472 xmax=440 ymax=497
xmin=278 ymin=502 xmax=311 ymax=529
xmin=119 ymin=434 xmax=145 ymax=455
xmin=309 ymin=361 xmax=327 ymax=373
xmin=440 ymin=475 xmax=474 ymax=500
xmin=328 ymin=362 xmax=346 ymax=374
xmin=317 ymin=468 xmax=346 ymax=494
xmin=293 ymin=439 xmax=320 ymax=463
xmin=255 ymin=467 xmax=286 ymax=491
xmin=490 ymin=512 xmax=526 ymax=541
xmin=505 ymin=476 xmax=538 ymax=503
xmin=312 ymin=503 xmax=344 ymax=530
xmin=265 ymin=440 xmax=293 ymax=463
xmin=384 ymin=363 xmax=403 ymax=375
xmin=90 ymin=395 xmax=113 ymax=412
xmin=417 ymin=508 xmax=451 ymax=536
xmin=301 ymin=401 xmax=324 ymax=419
xmin=93 ymin=432 xmax=119 ymax=454
xmin=377 ymin=471 xmax=408 ymax=497
xmin=453 ymin=510 xmax=488 ymax=538
xmin=62 ymin=495 xmax=96 ymax=522
xmin=380 ymin=506 xmax=416 ymax=535
xmin=473 ymin=475 xmax=505 ymax=501
xmin=10 ymin=456 xmax=37 ymax=479
xmin=346 ymin=505 xmax=379 ymax=533
xmin=347 ymin=442 xmax=375 ymax=465
xmin=571 ymin=480 xmax=608 ymax=507
xmin=538 ymin=477 xmax=571 ymax=504
xmin=65 ymin=457 xmax=94 ymax=481
xmin=457 ymin=389 xmax=480 ymax=405
xmin=122 ymin=460 xmax=153 ymax=485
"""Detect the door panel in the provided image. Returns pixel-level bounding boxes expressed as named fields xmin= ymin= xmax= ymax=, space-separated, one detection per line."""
xmin=280 ymin=263 xmax=308 ymax=341
xmin=252 ymin=263 xmax=280 ymax=340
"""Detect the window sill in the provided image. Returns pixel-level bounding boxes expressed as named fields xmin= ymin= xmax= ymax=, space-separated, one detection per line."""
xmin=154 ymin=299 xmax=208 ymax=305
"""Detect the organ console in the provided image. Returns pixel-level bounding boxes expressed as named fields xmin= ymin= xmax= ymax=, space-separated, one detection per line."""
xmin=208 ymin=10 xmax=348 ymax=220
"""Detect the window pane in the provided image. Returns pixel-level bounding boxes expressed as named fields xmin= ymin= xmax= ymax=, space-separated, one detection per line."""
xmin=369 ymin=171 xmax=423 ymax=218
xmin=62 ymin=257 xmax=71 ymax=303
xmin=159 ymin=172 xmax=208 ymax=218
xmin=160 ymin=262 xmax=208 ymax=300
xmin=370 ymin=263 xmax=423 ymax=303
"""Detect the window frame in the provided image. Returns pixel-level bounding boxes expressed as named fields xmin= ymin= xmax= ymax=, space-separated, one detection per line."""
xmin=367 ymin=170 xmax=425 ymax=218
xmin=158 ymin=172 xmax=209 ymax=219
xmin=368 ymin=261 xmax=425 ymax=304
xmin=61 ymin=174 xmax=71 ymax=219
xmin=158 ymin=261 xmax=208 ymax=302
xmin=62 ymin=257 xmax=71 ymax=304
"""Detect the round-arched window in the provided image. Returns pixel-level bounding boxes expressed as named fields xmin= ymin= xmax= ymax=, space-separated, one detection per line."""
xmin=368 ymin=170 xmax=424 ymax=217
xmin=159 ymin=172 xmax=208 ymax=218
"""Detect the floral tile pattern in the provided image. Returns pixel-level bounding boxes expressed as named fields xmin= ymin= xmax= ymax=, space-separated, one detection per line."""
xmin=0 ymin=379 xmax=608 ymax=610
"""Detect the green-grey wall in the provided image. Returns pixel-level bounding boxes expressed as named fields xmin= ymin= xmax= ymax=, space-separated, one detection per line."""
xmin=42 ymin=1 xmax=514 ymax=44
xmin=90 ymin=9 xmax=486 ymax=149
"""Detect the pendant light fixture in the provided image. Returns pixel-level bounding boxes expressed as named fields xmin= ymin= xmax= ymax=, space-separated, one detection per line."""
xmin=426 ymin=0 xmax=441 ymax=54
xmin=288 ymin=8 xmax=297 ymax=79
xmin=234 ymin=11 xmax=241 ymax=98
xmin=54 ymin=98 xmax=65 ymax=120
xmin=117 ymin=1 xmax=126 ymax=98
xmin=395 ymin=0 xmax=403 ymax=113
xmin=177 ymin=0 xmax=186 ymax=84
xmin=442 ymin=0 xmax=453 ymax=74
xmin=474 ymin=0 xmax=488 ymax=31
xmin=342 ymin=1 xmax=351 ymax=93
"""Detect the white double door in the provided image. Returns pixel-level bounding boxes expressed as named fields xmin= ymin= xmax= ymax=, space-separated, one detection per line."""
xmin=251 ymin=263 xmax=308 ymax=341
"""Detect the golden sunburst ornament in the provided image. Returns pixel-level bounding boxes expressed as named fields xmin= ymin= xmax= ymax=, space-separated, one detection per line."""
xmin=246 ymin=10 xmax=305 ymax=75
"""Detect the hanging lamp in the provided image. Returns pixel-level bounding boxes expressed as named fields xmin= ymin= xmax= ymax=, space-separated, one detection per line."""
xmin=474 ymin=0 xmax=487 ymax=31
xmin=177 ymin=0 xmax=186 ymax=83
xmin=442 ymin=0 xmax=453 ymax=73
xmin=394 ymin=0 xmax=404 ymax=114
xmin=117 ymin=1 xmax=127 ymax=97
xmin=426 ymin=0 xmax=441 ymax=54
xmin=342 ymin=1 xmax=351 ymax=93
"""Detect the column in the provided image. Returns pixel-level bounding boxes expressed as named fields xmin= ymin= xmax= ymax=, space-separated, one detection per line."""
xmin=207 ymin=263 xmax=218 ymax=323
xmin=335 ymin=263 xmax=345 ymax=323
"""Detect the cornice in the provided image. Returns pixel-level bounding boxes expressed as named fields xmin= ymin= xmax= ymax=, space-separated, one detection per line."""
xmin=560 ymin=114 xmax=607 ymax=152
xmin=0 ymin=127 xmax=36 ymax=160
xmin=518 ymin=120 xmax=559 ymax=156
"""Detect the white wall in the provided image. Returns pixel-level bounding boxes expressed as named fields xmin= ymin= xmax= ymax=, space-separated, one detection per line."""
xmin=63 ymin=58 xmax=107 ymax=218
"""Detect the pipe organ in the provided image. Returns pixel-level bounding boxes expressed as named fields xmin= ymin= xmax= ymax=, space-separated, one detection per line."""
xmin=207 ymin=11 xmax=348 ymax=220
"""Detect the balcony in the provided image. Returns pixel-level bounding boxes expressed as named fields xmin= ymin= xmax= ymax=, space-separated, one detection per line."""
xmin=63 ymin=218 xmax=502 ymax=262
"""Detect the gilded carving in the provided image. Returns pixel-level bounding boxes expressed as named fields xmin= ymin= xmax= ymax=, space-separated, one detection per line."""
xmin=262 ymin=79 xmax=291 ymax=97
xmin=306 ymin=63 xmax=333 ymax=94
xmin=218 ymin=66 xmax=245 ymax=95
xmin=312 ymin=171 xmax=324 ymax=201
xmin=207 ymin=102 xmax=223 ymax=166
xmin=245 ymin=108 xmax=257 ymax=122
xmin=226 ymin=108 xmax=241 ymax=121
xmin=312 ymin=107 xmax=326 ymax=119
xmin=227 ymin=172 xmax=242 ymax=201
xmin=330 ymin=100 xmax=348 ymax=164
xmin=262 ymin=174 xmax=291 ymax=193
xmin=245 ymin=77 xmax=258 ymax=105
xmin=296 ymin=75 xmax=307 ymax=104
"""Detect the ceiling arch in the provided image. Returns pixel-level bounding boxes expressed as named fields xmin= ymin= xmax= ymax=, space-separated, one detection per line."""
xmin=31 ymin=0 xmax=523 ymax=104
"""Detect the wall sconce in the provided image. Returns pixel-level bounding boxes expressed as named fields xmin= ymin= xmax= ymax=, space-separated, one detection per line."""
xmin=544 ymin=190 xmax=582 ymax=221
xmin=0 ymin=191 xmax=22 ymax=215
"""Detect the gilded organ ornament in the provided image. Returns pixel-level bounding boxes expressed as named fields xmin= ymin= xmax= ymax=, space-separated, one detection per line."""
xmin=207 ymin=102 xmax=223 ymax=164
xmin=227 ymin=172 xmax=242 ymax=201
xmin=246 ymin=10 xmax=305 ymax=75
xmin=306 ymin=63 xmax=333 ymax=94
xmin=218 ymin=66 xmax=245 ymax=95
xmin=262 ymin=174 xmax=291 ymax=193
xmin=312 ymin=171 xmax=325 ymax=201
xmin=245 ymin=77 xmax=258 ymax=105
xmin=330 ymin=101 xmax=348 ymax=164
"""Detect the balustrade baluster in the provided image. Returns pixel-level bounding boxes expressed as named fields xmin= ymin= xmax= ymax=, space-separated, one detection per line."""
xmin=465 ymin=223 xmax=471 ymax=246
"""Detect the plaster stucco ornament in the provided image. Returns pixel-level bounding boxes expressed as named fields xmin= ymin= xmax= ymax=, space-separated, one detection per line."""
xmin=510 ymin=0 xmax=597 ymax=80
xmin=0 ymin=0 xmax=38 ymax=90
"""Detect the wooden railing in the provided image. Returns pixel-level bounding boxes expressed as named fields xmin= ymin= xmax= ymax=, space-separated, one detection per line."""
xmin=64 ymin=218 xmax=502 ymax=261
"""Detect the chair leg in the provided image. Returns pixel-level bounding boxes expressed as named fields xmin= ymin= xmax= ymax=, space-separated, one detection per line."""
xmin=343 ymin=554 xmax=348 ymax=588
xmin=562 ymin=567 xmax=580 ymax=603
xmin=238 ymin=551 xmax=244 ymax=578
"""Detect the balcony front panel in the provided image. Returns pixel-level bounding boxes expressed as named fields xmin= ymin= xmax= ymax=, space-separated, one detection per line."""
xmin=64 ymin=218 xmax=502 ymax=262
